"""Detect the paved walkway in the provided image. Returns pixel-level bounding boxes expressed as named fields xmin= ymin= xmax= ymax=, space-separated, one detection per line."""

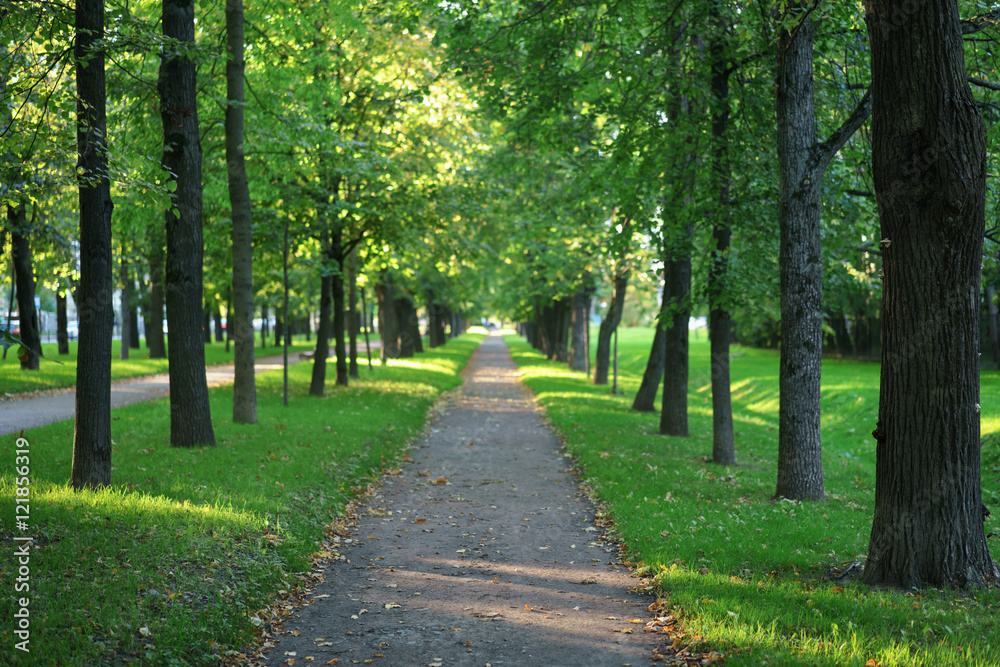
xmin=0 ymin=346 xmax=360 ymax=437
xmin=259 ymin=334 xmax=665 ymax=666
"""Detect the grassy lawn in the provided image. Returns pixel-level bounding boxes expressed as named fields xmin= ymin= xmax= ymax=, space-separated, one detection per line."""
xmin=507 ymin=328 xmax=1000 ymax=666
xmin=0 ymin=336 xmax=348 ymax=396
xmin=0 ymin=331 xmax=483 ymax=666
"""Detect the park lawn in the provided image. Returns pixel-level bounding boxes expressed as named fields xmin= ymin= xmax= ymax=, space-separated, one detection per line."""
xmin=0 ymin=336 xmax=341 ymax=395
xmin=508 ymin=328 xmax=1000 ymax=667
xmin=0 ymin=331 xmax=483 ymax=667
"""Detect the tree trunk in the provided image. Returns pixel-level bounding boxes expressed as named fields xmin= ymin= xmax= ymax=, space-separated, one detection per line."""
xmin=862 ymin=0 xmax=999 ymax=588
xmin=225 ymin=0 xmax=256 ymax=421
xmin=260 ymin=303 xmax=268 ymax=348
xmin=553 ymin=298 xmax=570 ymax=362
xmin=348 ymin=250 xmax=359 ymax=378
xmin=660 ymin=232 xmax=691 ymax=437
xmin=9 ymin=207 xmax=40 ymax=370
xmin=56 ymin=290 xmax=69 ymax=354
xmin=72 ymin=0 xmax=114 ymax=489
xmin=773 ymin=4 xmax=870 ymax=499
xmin=147 ymin=249 xmax=167 ymax=358
xmin=203 ymin=306 xmax=212 ymax=344
xmin=129 ymin=287 xmax=140 ymax=349
xmin=376 ymin=275 xmax=400 ymax=361
xmin=310 ymin=246 xmax=333 ymax=396
xmin=594 ymin=269 xmax=629 ymax=384
xmin=397 ymin=296 xmax=416 ymax=358
xmin=160 ymin=0 xmax=215 ymax=447
xmin=411 ymin=302 xmax=424 ymax=353
xmin=569 ymin=288 xmax=590 ymax=373
xmin=274 ymin=314 xmax=282 ymax=347
xmin=709 ymin=0 xmax=735 ymax=464
xmin=120 ymin=257 xmax=130 ymax=360
xmin=632 ymin=284 xmax=669 ymax=412
xmin=214 ymin=310 xmax=223 ymax=342
xmin=331 ymin=233 xmax=348 ymax=386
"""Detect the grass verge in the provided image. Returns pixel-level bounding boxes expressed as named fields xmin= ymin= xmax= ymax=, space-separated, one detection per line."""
xmin=0 ymin=337 xmax=323 ymax=396
xmin=507 ymin=329 xmax=1000 ymax=666
xmin=0 ymin=331 xmax=483 ymax=666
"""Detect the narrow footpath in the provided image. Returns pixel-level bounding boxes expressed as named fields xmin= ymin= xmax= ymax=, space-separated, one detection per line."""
xmin=259 ymin=334 xmax=666 ymax=667
xmin=0 ymin=351 xmax=299 ymax=436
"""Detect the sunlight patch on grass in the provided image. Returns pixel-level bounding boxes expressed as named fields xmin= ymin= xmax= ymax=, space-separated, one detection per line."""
xmin=506 ymin=330 xmax=1000 ymax=667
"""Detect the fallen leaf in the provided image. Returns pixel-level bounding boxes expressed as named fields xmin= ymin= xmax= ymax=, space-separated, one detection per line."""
xmin=413 ymin=518 xmax=427 ymax=524
xmin=385 ymin=603 xmax=401 ymax=609
xmin=325 ymin=660 xmax=340 ymax=665
xmin=138 ymin=626 xmax=152 ymax=637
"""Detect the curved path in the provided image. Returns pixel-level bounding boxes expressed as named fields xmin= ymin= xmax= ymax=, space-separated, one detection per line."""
xmin=259 ymin=334 xmax=666 ymax=667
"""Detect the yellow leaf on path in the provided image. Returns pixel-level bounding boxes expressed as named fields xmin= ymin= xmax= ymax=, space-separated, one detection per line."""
xmin=325 ymin=660 xmax=340 ymax=666
xmin=385 ymin=603 xmax=401 ymax=609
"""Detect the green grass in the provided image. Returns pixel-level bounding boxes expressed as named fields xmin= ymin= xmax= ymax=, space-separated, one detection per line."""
xmin=0 ymin=336 xmax=332 ymax=395
xmin=0 ymin=331 xmax=483 ymax=666
xmin=507 ymin=328 xmax=1000 ymax=666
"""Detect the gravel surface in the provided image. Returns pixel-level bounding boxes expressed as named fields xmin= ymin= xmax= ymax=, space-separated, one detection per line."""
xmin=260 ymin=334 xmax=668 ymax=667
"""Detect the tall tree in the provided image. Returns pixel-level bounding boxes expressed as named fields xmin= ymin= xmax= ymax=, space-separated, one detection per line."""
xmin=71 ymin=0 xmax=114 ymax=490
xmin=160 ymin=0 xmax=215 ymax=447
xmin=707 ymin=0 xmax=735 ymax=465
xmin=862 ymin=0 xmax=1000 ymax=588
xmin=773 ymin=3 xmax=870 ymax=500
xmin=225 ymin=0 xmax=257 ymax=423
xmin=660 ymin=227 xmax=692 ymax=437
xmin=594 ymin=263 xmax=629 ymax=385
xmin=119 ymin=255 xmax=130 ymax=360
xmin=9 ymin=206 xmax=40 ymax=369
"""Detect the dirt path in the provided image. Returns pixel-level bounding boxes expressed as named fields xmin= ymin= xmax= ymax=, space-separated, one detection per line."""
xmin=259 ymin=334 xmax=666 ymax=667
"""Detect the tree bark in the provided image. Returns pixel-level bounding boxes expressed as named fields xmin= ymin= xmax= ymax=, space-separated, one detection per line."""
xmin=56 ymin=290 xmax=69 ymax=354
xmin=348 ymin=250 xmax=359 ymax=378
xmin=128 ymin=286 xmax=140 ymax=349
xmin=632 ymin=285 xmax=669 ymax=412
xmin=569 ymin=288 xmax=590 ymax=373
xmin=774 ymin=4 xmax=871 ymax=499
xmin=260 ymin=303 xmax=268 ymax=348
xmin=397 ymin=296 xmax=417 ymax=358
xmin=594 ymin=269 xmax=629 ymax=384
xmin=376 ymin=275 xmax=400 ymax=361
xmin=709 ymin=0 xmax=735 ymax=464
xmin=9 ymin=207 xmax=40 ymax=370
xmin=310 ymin=243 xmax=333 ymax=396
xmin=660 ymin=231 xmax=691 ymax=437
xmin=160 ymin=0 xmax=215 ymax=447
xmin=213 ymin=310 xmax=223 ymax=342
xmin=147 ymin=249 xmax=166 ymax=358
xmin=553 ymin=298 xmax=570 ymax=362
xmin=428 ymin=289 xmax=446 ymax=348
xmin=71 ymin=0 xmax=114 ymax=489
xmin=331 ymin=233 xmax=348 ymax=386
xmin=862 ymin=0 xmax=999 ymax=588
xmin=120 ymin=257 xmax=130 ymax=360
